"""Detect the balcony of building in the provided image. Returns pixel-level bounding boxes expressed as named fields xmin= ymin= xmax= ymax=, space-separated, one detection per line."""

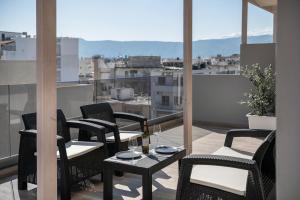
xmin=2 ymin=0 xmax=300 ymax=199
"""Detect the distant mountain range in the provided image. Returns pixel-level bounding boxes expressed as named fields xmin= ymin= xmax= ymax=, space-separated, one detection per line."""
xmin=79 ymin=35 xmax=272 ymax=58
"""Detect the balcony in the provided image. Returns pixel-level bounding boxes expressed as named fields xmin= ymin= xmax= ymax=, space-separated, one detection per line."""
xmin=3 ymin=0 xmax=300 ymax=198
xmin=0 ymin=123 xmax=264 ymax=199
xmin=0 ymin=42 xmax=277 ymax=200
xmin=0 ymin=74 xmax=264 ymax=199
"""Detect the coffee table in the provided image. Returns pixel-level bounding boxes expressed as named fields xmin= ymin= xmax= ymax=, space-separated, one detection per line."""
xmin=103 ymin=148 xmax=186 ymax=200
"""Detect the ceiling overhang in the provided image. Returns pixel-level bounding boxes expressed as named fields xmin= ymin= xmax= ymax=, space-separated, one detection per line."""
xmin=248 ymin=0 xmax=277 ymax=13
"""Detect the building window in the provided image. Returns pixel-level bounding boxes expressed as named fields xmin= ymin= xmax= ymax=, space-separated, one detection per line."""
xmin=174 ymin=96 xmax=182 ymax=105
xmin=158 ymin=77 xmax=166 ymax=85
xmin=130 ymin=70 xmax=138 ymax=77
xmin=161 ymin=96 xmax=169 ymax=106
xmin=56 ymin=57 xmax=61 ymax=69
xmin=56 ymin=44 xmax=61 ymax=56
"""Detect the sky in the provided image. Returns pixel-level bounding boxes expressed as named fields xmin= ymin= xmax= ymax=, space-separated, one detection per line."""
xmin=0 ymin=0 xmax=273 ymax=42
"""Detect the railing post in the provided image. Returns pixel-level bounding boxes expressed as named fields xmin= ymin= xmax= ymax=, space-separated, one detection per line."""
xmin=183 ymin=0 xmax=193 ymax=155
xmin=36 ymin=0 xmax=57 ymax=199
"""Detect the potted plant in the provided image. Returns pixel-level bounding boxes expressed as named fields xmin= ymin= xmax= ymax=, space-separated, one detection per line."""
xmin=241 ymin=64 xmax=276 ymax=130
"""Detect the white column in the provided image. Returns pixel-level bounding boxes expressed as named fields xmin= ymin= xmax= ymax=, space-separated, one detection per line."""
xmin=36 ymin=0 xmax=57 ymax=199
xmin=276 ymin=0 xmax=300 ymax=198
xmin=241 ymin=0 xmax=248 ymax=44
xmin=183 ymin=0 xmax=193 ymax=155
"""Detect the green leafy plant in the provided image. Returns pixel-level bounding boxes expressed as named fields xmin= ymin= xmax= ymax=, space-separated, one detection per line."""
xmin=241 ymin=64 xmax=275 ymax=116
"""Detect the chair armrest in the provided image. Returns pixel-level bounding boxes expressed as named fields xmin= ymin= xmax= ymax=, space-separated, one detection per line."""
xmin=56 ymin=135 xmax=64 ymax=144
xmin=19 ymin=129 xmax=37 ymax=137
xmin=113 ymin=112 xmax=147 ymax=122
xmin=19 ymin=129 xmax=66 ymax=161
xmin=19 ymin=129 xmax=64 ymax=141
xmin=80 ymin=118 xmax=118 ymax=132
xmin=114 ymin=112 xmax=147 ymax=131
xmin=80 ymin=118 xmax=122 ymax=152
xmin=67 ymin=120 xmax=107 ymax=143
xmin=224 ymin=129 xmax=273 ymax=147
xmin=177 ymin=154 xmax=264 ymax=200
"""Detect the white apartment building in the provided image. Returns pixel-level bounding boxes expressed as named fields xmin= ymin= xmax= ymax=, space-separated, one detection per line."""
xmin=1 ymin=32 xmax=79 ymax=82
xmin=56 ymin=38 xmax=79 ymax=82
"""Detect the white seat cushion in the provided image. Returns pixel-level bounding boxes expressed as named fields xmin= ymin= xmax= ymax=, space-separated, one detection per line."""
xmin=62 ymin=141 xmax=103 ymax=159
xmin=106 ymin=131 xmax=143 ymax=142
xmin=35 ymin=140 xmax=103 ymax=160
xmin=190 ymin=147 xmax=253 ymax=196
xmin=213 ymin=147 xmax=253 ymax=160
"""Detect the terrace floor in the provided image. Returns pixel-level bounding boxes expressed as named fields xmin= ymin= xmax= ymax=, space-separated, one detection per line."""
xmin=0 ymin=123 xmax=263 ymax=200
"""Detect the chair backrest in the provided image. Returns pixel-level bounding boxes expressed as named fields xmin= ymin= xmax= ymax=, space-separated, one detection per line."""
xmin=253 ymin=130 xmax=276 ymax=180
xmin=80 ymin=102 xmax=116 ymax=123
xmin=22 ymin=109 xmax=71 ymax=142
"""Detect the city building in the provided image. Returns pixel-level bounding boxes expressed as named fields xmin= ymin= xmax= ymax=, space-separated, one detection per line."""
xmin=151 ymin=69 xmax=183 ymax=117
xmin=0 ymin=31 xmax=25 ymax=58
xmin=162 ymin=58 xmax=184 ymax=68
xmin=56 ymin=38 xmax=79 ymax=82
xmin=79 ymin=57 xmax=94 ymax=81
xmin=0 ymin=31 xmax=79 ymax=82
xmin=115 ymin=56 xmax=162 ymax=78
xmin=79 ymin=56 xmax=115 ymax=81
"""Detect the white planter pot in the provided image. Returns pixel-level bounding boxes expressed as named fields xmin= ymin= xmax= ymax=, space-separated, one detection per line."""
xmin=247 ymin=114 xmax=276 ymax=130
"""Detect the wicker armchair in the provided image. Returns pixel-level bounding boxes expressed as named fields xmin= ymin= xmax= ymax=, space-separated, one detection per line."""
xmin=18 ymin=109 xmax=108 ymax=200
xmin=80 ymin=102 xmax=147 ymax=156
xmin=176 ymin=129 xmax=275 ymax=200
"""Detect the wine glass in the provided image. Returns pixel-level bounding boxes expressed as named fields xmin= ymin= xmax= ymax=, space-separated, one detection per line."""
xmin=152 ymin=124 xmax=161 ymax=149
xmin=128 ymin=137 xmax=138 ymax=163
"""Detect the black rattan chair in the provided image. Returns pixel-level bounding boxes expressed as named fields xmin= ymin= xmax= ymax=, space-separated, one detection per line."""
xmin=18 ymin=109 xmax=108 ymax=200
xmin=80 ymin=102 xmax=147 ymax=156
xmin=176 ymin=129 xmax=275 ymax=200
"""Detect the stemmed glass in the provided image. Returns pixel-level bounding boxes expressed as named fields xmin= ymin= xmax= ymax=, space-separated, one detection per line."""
xmin=153 ymin=124 xmax=161 ymax=149
xmin=128 ymin=137 xmax=138 ymax=164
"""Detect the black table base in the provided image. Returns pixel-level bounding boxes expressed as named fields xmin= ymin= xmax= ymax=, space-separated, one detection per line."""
xmin=103 ymin=149 xmax=186 ymax=200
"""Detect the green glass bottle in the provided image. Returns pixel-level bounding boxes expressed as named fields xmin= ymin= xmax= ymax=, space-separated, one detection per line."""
xmin=142 ymin=120 xmax=150 ymax=154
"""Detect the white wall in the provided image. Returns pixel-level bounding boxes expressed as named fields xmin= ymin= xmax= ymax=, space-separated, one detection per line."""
xmin=240 ymin=43 xmax=276 ymax=67
xmin=276 ymin=0 xmax=300 ymax=198
xmin=192 ymin=75 xmax=251 ymax=127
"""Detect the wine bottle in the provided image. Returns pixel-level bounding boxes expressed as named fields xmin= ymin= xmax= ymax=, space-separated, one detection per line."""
xmin=142 ymin=120 xmax=150 ymax=154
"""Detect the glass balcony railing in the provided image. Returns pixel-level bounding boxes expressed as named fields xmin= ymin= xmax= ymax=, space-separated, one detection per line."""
xmin=0 ymin=75 xmax=183 ymax=168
